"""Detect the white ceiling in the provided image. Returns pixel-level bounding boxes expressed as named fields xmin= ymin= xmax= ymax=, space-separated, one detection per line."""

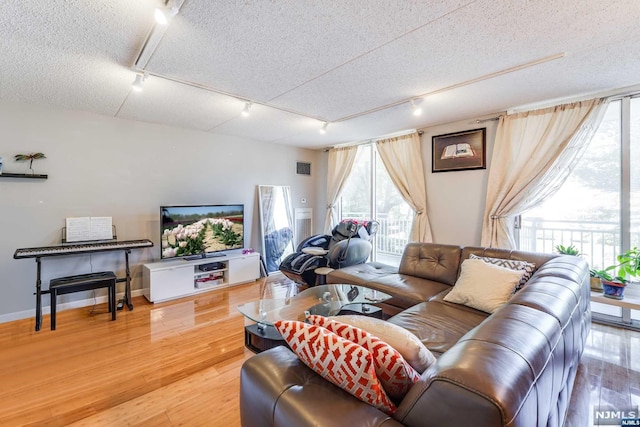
xmin=2 ymin=0 xmax=639 ymax=149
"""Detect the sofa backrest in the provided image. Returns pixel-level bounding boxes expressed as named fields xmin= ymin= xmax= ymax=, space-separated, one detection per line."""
xmin=460 ymin=246 xmax=558 ymax=273
xmin=398 ymin=243 xmax=461 ymax=286
xmin=398 ymin=244 xmax=557 ymax=287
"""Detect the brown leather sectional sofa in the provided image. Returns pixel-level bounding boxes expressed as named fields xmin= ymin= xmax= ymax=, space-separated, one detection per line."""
xmin=240 ymin=243 xmax=591 ymax=427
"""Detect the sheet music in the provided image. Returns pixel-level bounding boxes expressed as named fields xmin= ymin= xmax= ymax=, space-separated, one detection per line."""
xmin=66 ymin=217 xmax=113 ymax=242
xmin=89 ymin=217 xmax=112 ymax=240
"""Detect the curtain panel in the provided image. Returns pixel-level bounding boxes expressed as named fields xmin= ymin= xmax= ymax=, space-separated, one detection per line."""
xmin=481 ymin=98 xmax=607 ymax=248
xmin=324 ymin=146 xmax=359 ymax=233
xmin=376 ymin=132 xmax=433 ymax=242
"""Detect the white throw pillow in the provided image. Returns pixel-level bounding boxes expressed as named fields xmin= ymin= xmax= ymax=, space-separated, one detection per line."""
xmin=328 ymin=314 xmax=435 ymax=374
xmin=444 ymin=258 xmax=525 ymax=313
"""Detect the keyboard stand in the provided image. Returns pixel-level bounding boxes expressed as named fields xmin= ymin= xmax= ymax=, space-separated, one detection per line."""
xmin=122 ymin=250 xmax=133 ymax=311
xmin=17 ymin=239 xmax=153 ymax=331
xmin=31 ymin=249 xmax=137 ymax=332
xmin=35 ymin=257 xmax=43 ymax=332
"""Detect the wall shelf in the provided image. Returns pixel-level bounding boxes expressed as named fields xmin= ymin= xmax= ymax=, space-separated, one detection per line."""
xmin=0 ymin=172 xmax=48 ymax=180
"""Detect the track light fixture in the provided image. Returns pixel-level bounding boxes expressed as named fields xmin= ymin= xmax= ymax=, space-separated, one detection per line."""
xmin=411 ymin=98 xmax=423 ymax=116
xmin=132 ymin=72 xmax=147 ymax=92
xmin=319 ymin=122 xmax=328 ymax=135
xmin=154 ymin=1 xmax=179 ymax=25
xmin=241 ymin=102 xmax=252 ymax=117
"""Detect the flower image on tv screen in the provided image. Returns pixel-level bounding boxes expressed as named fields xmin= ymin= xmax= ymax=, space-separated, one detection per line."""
xmin=160 ymin=204 xmax=244 ymax=259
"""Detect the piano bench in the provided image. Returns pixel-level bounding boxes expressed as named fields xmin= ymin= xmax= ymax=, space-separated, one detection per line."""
xmin=49 ymin=271 xmax=117 ymax=330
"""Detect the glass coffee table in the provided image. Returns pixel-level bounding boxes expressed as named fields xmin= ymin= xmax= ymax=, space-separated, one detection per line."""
xmin=237 ymin=284 xmax=391 ymax=353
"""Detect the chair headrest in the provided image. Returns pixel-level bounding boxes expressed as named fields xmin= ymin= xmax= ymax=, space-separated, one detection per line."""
xmin=332 ymin=219 xmax=379 ymax=241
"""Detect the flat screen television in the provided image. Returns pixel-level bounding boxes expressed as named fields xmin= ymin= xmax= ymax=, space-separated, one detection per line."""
xmin=160 ymin=204 xmax=244 ymax=260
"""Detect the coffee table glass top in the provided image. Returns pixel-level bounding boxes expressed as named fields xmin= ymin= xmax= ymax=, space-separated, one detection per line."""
xmin=236 ymin=284 xmax=391 ymax=326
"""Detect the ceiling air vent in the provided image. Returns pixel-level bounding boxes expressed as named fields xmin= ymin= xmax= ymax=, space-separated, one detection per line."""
xmin=296 ymin=162 xmax=311 ymax=176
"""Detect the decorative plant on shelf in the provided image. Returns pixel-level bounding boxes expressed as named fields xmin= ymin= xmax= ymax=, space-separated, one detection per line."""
xmin=555 ymin=244 xmax=581 ymax=256
xmin=14 ymin=153 xmax=46 ymax=174
xmin=591 ymin=247 xmax=640 ymax=300
xmin=555 ymin=244 xmax=604 ymax=291
xmin=589 ymin=269 xmax=605 ymax=291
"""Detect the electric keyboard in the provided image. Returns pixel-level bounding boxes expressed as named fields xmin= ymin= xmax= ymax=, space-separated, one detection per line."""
xmin=14 ymin=239 xmax=154 ymax=259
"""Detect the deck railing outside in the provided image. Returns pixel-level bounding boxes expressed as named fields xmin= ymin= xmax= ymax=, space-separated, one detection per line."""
xmin=342 ymin=212 xmax=411 ymax=260
xmin=519 ymin=217 xmax=640 ymax=270
xmin=343 ymin=214 xmax=640 ymax=271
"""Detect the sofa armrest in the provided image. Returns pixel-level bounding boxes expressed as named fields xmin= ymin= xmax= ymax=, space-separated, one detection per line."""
xmin=240 ymin=346 xmax=403 ymax=427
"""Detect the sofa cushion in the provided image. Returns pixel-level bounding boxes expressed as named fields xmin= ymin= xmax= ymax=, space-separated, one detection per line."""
xmin=327 ymin=262 xmax=399 ymax=286
xmin=444 ymin=259 xmax=525 ymax=313
xmin=273 ymin=320 xmax=396 ymax=414
xmin=387 ymin=300 xmax=488 ymax=356
xmin=307 ymin=315 xmax=421 ymax=403
xmin=398 ymin=243 xmax=461 ymax=285
xmin=365 ymin=274 xmax=451 ymax=309
xmin=469 ymin=253 xmax=535 ymax=291
xmin=328 ymin=314 xmax=436 ymax=374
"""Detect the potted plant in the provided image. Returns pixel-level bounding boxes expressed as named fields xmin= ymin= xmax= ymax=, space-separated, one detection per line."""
xmin=555 ymin=245 xmax=605 ymax=291
xmin=591 ymin=247 xmax=640 ymax=299
xmin=589 ymin=269 xmax=605 ymax=292
xmin=555 ymin=244 xmax=581 ymax=256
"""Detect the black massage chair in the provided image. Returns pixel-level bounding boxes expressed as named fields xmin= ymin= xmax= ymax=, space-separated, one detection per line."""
xmin=279 ymin=220 xmax=379 ymax=286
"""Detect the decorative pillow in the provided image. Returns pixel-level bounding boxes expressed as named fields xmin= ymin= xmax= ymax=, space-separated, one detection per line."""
xmin=307 ymin=315 xmax=420 ymax=403
xmin=327 ymin=314 xmax=435 ymax=374
xmin=469 ymin=253 xmax=535 ymax=291
xmin=273 ymin=320 xmax=396 ymax=414
xmin=444 ymin=258 xmax=525 ymax=313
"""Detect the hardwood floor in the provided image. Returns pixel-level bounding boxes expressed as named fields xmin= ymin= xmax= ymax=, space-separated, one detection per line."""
xmin=0 ymin=275 xmax=637 ymax=426
xmin=571 ymin=320 xmax=640 ymax=425
xmin=0 ymin=276 xmax=289 ymax=427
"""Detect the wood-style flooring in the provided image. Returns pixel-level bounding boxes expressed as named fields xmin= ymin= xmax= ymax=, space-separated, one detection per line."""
xmin=0 ymin=274 xmax=637 ymax=426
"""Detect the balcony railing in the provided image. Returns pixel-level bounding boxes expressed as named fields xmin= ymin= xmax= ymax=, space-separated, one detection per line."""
xmin=341 ymin=212 xmax=411 ymax=259
xmin=343 ymin=214 xmax=640 ymax=272
xmin=519 ymin=217 xmax=640 ymax=270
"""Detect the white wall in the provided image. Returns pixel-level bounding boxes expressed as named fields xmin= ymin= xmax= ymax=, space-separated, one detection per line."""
xmin=422 ymin=118 xmax=498 ymax=246
xmin=0 ymin=101 xmax=320 ymax=320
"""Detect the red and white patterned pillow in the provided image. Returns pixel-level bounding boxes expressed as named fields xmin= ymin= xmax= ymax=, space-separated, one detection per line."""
xmin=307 ymin=315 xmax=420 ymax=403
xmin=273 ymin=320 xmax=397 ymax=414
xmin=328 ymin=314 xmax=436 ymax=374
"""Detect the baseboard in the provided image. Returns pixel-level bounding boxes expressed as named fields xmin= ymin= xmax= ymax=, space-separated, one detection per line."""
xmin=0 ymin=289 xmax=145 ymax=324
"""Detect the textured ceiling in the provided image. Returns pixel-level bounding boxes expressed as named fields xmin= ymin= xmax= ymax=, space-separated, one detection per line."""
xmin=1 ymin=0 xmax=640 ymax=149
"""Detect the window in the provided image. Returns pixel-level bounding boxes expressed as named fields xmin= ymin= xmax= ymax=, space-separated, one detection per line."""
xmin=519 ymin=100 xmax=621 ymax=268
xmin=518 ymin=96 xmax=640 ymax=324
xmin=339 ymin=145 xmax=412 ymax=266
xmin=630 ymin=97 xmax=640 ymax=248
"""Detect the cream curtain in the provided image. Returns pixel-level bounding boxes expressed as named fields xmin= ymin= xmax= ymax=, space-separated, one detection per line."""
xmin=376 ymin=132 xmax=433 ymax=242
xmin=481 ymin=98 xmax=607 ymax=248
xmin=324 ymin=146 xmax=359 ymax=233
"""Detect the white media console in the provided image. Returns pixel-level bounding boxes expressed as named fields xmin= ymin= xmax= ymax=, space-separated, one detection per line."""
xmin=142 ymin=252 xmax=260 ymax=303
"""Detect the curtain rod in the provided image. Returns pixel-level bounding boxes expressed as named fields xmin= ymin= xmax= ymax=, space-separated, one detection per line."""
xmin=413 ymin=112 xmax=505 ymax=134
xmin=323 ymin=129 xmax=423 ymax=152
xmin=507 ymin=84 xmax=640 ymax=114
xmin=323 ymin=113 xmax=504 ymax=152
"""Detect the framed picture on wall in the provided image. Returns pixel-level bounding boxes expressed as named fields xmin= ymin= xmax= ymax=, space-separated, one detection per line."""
xmin=432 ymin=128 xmax=486 ymax=173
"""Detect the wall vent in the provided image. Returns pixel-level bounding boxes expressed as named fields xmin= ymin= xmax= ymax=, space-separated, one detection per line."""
xmin=296 ymin=162 xmax=311 ymax=176
xmin=294 ymin=208 xmax=313 ymax=246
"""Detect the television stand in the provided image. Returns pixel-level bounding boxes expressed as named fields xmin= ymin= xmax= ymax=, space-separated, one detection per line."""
xmin=142 ymin=252 xmax=260 ymax=303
